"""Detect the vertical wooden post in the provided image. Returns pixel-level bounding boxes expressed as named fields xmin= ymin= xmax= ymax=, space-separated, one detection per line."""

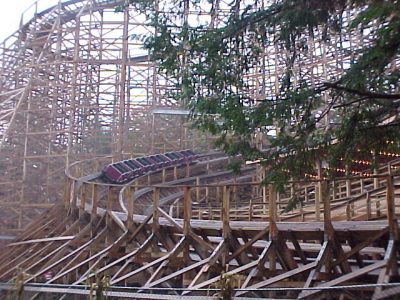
xmin=107 ymin=186 xmax=112 ymax=212
xmin=249 ymin=199 xmax=253 ymax=221
xmin=360 ymin=178 xmax=364 ymax=194
xmin=196 ymin=177 xmax=200 ymax=203
xmin=71 ymin=180 xmax=77 ymax=209
xmin=173 ymin=166 xmax=178 ymax=180
xmin=345 ymin=164 xmax=351 ymax=198
xmin=268 ymin=184 xmax=277 ymax=223
xmin=386 ymin=176 xmax=397 ymax=240
xmin=322 ymin=181 xmax=330 ymax=223
xmin=183 ymin=186 xmax=191 ymax=286
xmin=186 ymin=162 xmax=190 ymax=177
xmin=162 ymin=168 xmax=166 ymax=183
xmin=91 ymin=184 xmax=97 ymax=220
xmin=221 ymin=185 xmax=230 ymax=270
xmin=153 ymin=187 xmax=160 ymax=230
xmin=64 ymin=179 xmax=71 ymax=209
xmin=262 ymin=184 xmax=267 ymax=216
xmin=107 ymin=186 xmax=113 ymax=213
xmin=316 ymin=160 xmax=322 ymax=221
xmin=127 ymin=186 xmax=133 ymax=229
xmin=222 ymin=185 xmax=230 ymax=240
xmin=183 ymin=186 xmax=191 ymax=235
xmin=106 ymin=186 xmax=113 ymax=228
xmin=373 ymin=151 xmax=379 ymax=189
xmin=268 ymin=183 xmax=277 ymax=272
xmin=80 ymin=183 xmax=86 ymax=214
xmin=116 ymin=1 xmax=129 ymax=157
xmin=366 ymin=191 xmax=371 ymax=220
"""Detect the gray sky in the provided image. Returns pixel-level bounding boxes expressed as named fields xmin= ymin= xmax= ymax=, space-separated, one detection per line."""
xmin=0 ymin=0 xmax=58 ymax=42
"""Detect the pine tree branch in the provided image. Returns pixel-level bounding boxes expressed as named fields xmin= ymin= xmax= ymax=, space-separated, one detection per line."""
xmin=324 ymin=82 xmax=400 ymax=100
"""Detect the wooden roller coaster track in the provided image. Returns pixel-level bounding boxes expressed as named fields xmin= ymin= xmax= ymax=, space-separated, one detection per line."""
xmin=0 ymin=1 xmax=399 ymax=299
xmin=0 ymin=153 xmax=399 ymax=299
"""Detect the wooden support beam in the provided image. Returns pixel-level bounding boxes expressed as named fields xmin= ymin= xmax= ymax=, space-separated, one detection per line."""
xmin=240 ymin=241 xmax=273 ymax=290
xmin=333 ymin=228 xmax=388 ymax=269
xmin=299 ymin=260 xmax=387 ymax=299
xmin=183 ymin=186 xmax=192 ymax=286
xmin=25 ymin=227 xmax=106 ymax=284
xmin=299 ymin=240 xmax=330 ymax=298
xmin=316 ymin=160 xmax=322 ymax=221
xmin=386 ymin=176 xmax=398 ymax=240
xmin=229 ymin=228 xmax=268 ymax=262
xmin=236 ymin=261 xmax=318 ymax=297
xmin=183 ymin=186 xmax=191 ymax=236
xmin=153 ymin=187 xmax=160 ymax=231
xmin=91 ymin=184 xmax=98 ymax=220
xmin=184 ymin=240 xmax=226 ymax=292
xmin=372 ymin=239 xmax=396 ymax=300
xmin=127 ymin=186 xmax=133 ymax=229
xmin=111 ymin=236 xmax=186 ymax=285
xmin=102 ymin=234 xmax=155 ymax=283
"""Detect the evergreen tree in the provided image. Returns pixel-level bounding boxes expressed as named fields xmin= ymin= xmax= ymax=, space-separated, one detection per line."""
xmin=128 ymin=0 xmax=400 ymax=183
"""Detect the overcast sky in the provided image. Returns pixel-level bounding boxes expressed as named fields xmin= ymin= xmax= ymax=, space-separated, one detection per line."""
xmin=0 ymin=0 xmax=58 ymax=42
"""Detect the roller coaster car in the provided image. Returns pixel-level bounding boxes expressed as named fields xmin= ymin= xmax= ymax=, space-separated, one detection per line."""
xmin=164 ymin=152 xmax=185 ymax=164
xmin=102 ymin=150 xmax=198 ymax=184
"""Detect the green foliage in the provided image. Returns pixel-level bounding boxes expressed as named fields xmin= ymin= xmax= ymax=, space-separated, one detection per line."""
xmin=87 ymin=272 xmax=110 ymax=300
xmin=130 ymin=0 xmax=400 ymax=185
xmin=215 ymin=271 xmax=237 ymax=300
xmin=283 ymin=195 xmax=302 ymax=213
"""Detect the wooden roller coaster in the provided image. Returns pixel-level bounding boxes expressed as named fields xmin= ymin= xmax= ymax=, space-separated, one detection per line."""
xmin=0 ymin=152 xmax=399 ymax=299
xmin=0 ymin=0 xmax=399 ymax=299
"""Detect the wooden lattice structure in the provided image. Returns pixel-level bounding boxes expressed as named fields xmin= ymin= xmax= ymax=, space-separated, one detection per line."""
xmin=0 ymin=1 xmax=399 ymax=299
xmin=0 ymin=154 xmax=399 ymax=299
xmin=0 ymin=0 xmax=215 ymax=235
xmin=0 ymin=0 xmax=380 ymax=235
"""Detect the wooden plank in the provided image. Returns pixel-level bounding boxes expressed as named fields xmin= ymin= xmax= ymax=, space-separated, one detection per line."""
xmin=158 ymin=207 xmax=214 ymax=252
xmin=111 ymin=236 xmax=186 ymax=285
xmin=25 ymin=227 xmax=106 ymax=284
xmin=299 ymin=260 xmax=388 ymax=299
xmin=186 ymin=240 xmax=226 ymax=290
xmin=153 ymin=187 xmax=160 ymax=229
xmin=333 ymin=228 xmax=388 ymax=269
xmin=298 ymin=240 xmax=330 ymax=298
xmin=235 ymin=261 xmax=318 ymax=296
xmin=386 ymin=176 xmax=397 ymax=240
xmin=8 ymin=236 xmax=74 ymax=246
xmin=74 ymin=231 xmax=130 ymax=284
xmin=146 ymin=247 xmax=217 ymax=288
xmin=372 ymin=240 xmax=395 ymax=300
xmin=187 ymin=260 xmax=260 ymax=292
xmin=374 ymin=286 xmax=400 ymax=300
xmin=183 ymin=186 xmax=191 ymax=235
xmin=240 ymin=241 xmax=273 ymax=290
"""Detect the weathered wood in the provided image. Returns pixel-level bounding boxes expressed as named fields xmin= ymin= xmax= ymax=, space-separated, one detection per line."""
xmin=386 ymin=176 xmax=397 ymax=240
xmin=183 ymin=186 xmax=191 ymax=235
xmin=153 ymin=187 xmax=160 ymax=229
xmin=127 ymin=186 xmax=133 ymax=228
xmin=111 ymin=236 xmax=186 ymax=285
xmin=91 ymin=184 xmax=98 ymax=219
xmin=222 ymin=185 xmax=231 ymax=240
xmin=299 ymin=260 xmax=387 ymax=299
xmin=236 ymin=261 xmax=318 ymax=296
